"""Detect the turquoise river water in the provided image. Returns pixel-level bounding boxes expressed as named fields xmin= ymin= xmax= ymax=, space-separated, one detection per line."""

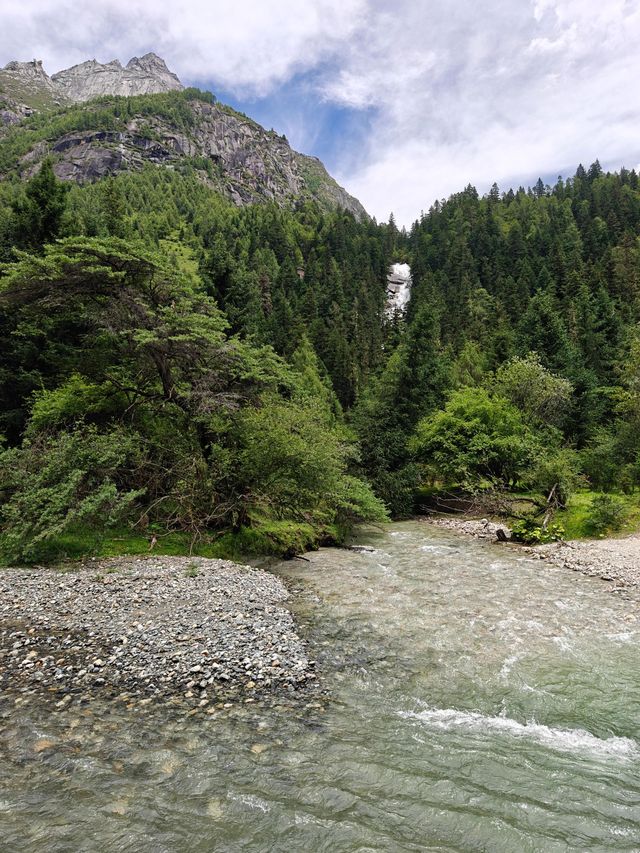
xmin=1 ymin=521 xmax=640 ymax=851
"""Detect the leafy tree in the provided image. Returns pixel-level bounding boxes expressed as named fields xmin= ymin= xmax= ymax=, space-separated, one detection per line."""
xmin=0 ymin=426 xmax=142 ymax=563
xmin=0 ymin=234 xmax=386 ymax=557
xmin=234 ymin=396 xmax=386 ymax=528
xmin=522 ymin=447 xmax=582 ymax=506
xmin=580 ymin=429 xmax=620 ymax=491
xmin=494 ymin=353 xmax=574 ymax=429
xmin=410 ymin=387 xmax=539 ymax=488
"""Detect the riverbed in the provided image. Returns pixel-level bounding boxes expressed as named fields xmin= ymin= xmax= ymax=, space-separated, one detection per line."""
xmin=2 ymin=521 xmax=640 ymax=851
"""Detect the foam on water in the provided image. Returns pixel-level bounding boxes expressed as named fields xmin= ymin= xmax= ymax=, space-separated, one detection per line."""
xmin=420 ymin=543 xmax=457 ymax=555
xmin=400 ymin=707 xmax=639 ymax=761
xmin=498 ymin=651 xmax=523 ymax=680
xmin=605 ymin=631 xmax=637 ymax=643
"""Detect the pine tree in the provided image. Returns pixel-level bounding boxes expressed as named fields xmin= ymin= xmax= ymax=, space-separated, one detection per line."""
xmin=12 ymin=159 xmax=67 ymax=248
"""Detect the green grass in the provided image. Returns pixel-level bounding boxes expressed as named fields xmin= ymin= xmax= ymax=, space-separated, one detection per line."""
xmin=414 ymin=483 xmax=640 ymax=541
xmin=556 ymin=490 xmax=640 ymax=539
xmin=0 ymin=527 xmax=224 ymax=566
xmin=0 ymin=517 xmax=342 ymax=567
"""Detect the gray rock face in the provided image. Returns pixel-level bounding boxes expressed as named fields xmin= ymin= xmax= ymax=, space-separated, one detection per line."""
xmin=19 ymin=98 xmax=367 ymax=218
xmin=2 ymin=59 xmax=56 ymax=92
xmin=51 ymin=53 xmax=183 ymax=101
xmin=1 ymin=53 xmax=182 ymax=106
xmin=0 ymin=101 xmax=31 ymax=127
xmin=2 ymin=53 xmax=367 ymax=218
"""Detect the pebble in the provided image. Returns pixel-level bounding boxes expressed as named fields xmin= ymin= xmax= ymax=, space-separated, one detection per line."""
xmin=0 ymin=556 xmax=316 ymax=709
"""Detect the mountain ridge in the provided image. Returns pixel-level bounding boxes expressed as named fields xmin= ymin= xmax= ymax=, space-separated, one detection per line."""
xmin=0 ymin=54 xmax=366 ymax=218
xmin=1 ymin=53 xmax=183 ymax=105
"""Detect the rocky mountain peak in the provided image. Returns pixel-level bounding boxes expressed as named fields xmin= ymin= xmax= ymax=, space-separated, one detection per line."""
xmin=51 ymin=54 xmax=183 ymax=102
xmin=2 ymin=59 xmax=55 ymax=90
xmin=0 ymin=52 xmax=366 ymax=218
xmin=1 ymin=53 xmax=183 ymax=109
xmin=127 ymin=53 xmax=172 ymax=73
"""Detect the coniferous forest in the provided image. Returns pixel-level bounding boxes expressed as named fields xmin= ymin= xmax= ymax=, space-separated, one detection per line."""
xmin=1 ymin=94 xmax=640 ymax=561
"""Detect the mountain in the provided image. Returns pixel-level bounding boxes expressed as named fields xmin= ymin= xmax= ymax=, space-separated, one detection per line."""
xmin=0 ymin=60 xmax=60 ymax=122
xmin=0 ymin=53 xmax=182 ymax=108
xmin=0 ymin=55 xmax=366 ymax=218
xmin=51 ymin=54 xmax=183 ymax=102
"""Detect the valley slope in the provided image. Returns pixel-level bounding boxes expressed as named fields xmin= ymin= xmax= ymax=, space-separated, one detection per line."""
xmin=0 ymin=55 xmax=365 ymax=217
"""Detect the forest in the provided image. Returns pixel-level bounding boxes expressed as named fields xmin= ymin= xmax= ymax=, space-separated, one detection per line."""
xmin=1 ymin=139 xmax=639 ymax=561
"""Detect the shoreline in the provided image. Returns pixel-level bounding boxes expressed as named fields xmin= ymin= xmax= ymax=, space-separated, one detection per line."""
xmin=0 ymin=555 xmax=318 ymax=714
xmin=424 ymin=515 xmax=640 ymax=593
xmin=4 ymin=518 xmax=638 ymax=715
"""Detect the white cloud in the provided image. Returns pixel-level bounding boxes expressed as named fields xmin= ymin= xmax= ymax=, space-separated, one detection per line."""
xmin=2 ymin=0 xmax=640 ymax=225
xmin=327 ymin=0 xmax=640 ymax=223
xmin=0 ymin=0 xmax=366 ymax=93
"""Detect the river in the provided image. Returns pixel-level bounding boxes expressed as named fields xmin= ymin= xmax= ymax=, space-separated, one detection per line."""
xmin=2 ymin=521 xmax=640 ymax=851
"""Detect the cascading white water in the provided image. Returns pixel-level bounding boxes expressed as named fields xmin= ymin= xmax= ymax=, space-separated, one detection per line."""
xmin=386 ymin=262 xmax=412 ymax=316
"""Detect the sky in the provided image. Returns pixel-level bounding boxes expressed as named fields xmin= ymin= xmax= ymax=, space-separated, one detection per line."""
xmin=3 ymin=0 xmax=640 ymax=225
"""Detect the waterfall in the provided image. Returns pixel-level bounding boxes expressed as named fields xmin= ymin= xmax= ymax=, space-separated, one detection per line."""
xmin=386 ymin=262 xmax=411 ymax=316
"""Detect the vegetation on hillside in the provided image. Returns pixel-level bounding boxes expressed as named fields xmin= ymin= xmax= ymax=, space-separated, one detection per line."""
xmin=0 ymin=164 xmax=389 ymax=562
xmin=1 ymin=105 xmax=640 ymax=561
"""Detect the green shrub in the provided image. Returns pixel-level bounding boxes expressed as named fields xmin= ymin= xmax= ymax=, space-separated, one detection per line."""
xmin=0 ymin=426 xmax=143 ymax=563
xmin=510 ymin=517 xmax=565 ymax=544
xmin=524 ymin=447 xmax=582 ymax=506
xmin=585 ymin=494 xmax=628 ymax=535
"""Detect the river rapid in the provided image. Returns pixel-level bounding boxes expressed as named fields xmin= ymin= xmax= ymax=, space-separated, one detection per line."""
xmin=2 ymin=521 xmax=640 ymax=851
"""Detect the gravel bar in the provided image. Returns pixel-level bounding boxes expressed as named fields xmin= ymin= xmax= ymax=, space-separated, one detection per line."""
xmin=424 ymin=517 xmax=510 ymax=540
xmin=0 ymin=556 xmax=316 ymax=711
xmin=424 ymin=516 xmax=640 ymax=595
xmin=531 ymin=535 xmax=640 ymax=591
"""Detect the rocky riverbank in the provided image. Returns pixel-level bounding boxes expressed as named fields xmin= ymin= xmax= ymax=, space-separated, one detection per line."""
xmin=0 ymin=556 xmax=317 ymax=713
xmin=531 ymin=535 xmax=640 ymax=591
xmin=424 ymin=515 xmax=640 ymax=594
xmin=426 ymin=517 xmax=510 ymax=541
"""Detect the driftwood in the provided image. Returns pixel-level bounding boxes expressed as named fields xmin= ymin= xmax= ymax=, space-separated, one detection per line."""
xmin=541 ymin=483 xmax=560 ymax=530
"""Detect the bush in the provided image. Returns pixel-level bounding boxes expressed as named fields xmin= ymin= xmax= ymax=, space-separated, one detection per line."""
xmin=585 ymin=494 xmax=628 ymax=535
xmin=510 ymin=517 xmax=565 ymax=544
xmin=524 ymin=447 xmax=582 ymax=506
xmin=0 ymin=426 xmax=143 ymax=563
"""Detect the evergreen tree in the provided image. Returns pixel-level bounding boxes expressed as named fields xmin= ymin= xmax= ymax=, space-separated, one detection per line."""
xmin=11 ymin=159 xmax=67 ymax=248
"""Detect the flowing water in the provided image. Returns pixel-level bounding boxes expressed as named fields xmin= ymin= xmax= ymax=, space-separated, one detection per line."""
xmin=386 ymin=263 xmax=412 ymax=315
xmin=2 ymin=521 xmax=640 ymax=851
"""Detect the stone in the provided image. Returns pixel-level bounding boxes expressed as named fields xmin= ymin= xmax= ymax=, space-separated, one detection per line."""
xmin=0 ymin=554 xmax=317 ymax=709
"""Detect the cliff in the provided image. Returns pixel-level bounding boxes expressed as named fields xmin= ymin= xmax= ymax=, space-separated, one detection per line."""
xmin=0 ymin=55 xmax=366 ymax=218
xmin=51 ymin=54 xmax=183 ymax=101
